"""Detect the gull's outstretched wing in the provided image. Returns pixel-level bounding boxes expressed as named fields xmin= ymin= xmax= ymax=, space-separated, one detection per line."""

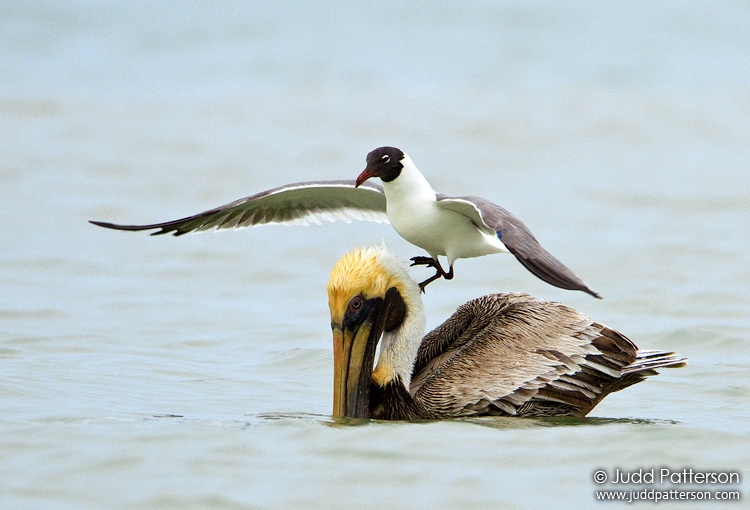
xmin=436 ymin=195 xmax=601 ymax=298
xmin=91 ymin=180 xmax=388 ymax=236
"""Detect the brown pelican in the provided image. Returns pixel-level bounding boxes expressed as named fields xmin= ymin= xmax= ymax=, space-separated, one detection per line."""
xmin=90 ymin=146 xmax=599 ymax=297
xmin=328 ymin=245 xmax=685 ymax=420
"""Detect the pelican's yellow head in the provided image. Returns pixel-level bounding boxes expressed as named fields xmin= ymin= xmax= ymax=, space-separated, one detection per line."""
xmin=327 ymin=245 xmax=423 ymax=418
xmin=328 ymin=245 xmax=414 ymax=323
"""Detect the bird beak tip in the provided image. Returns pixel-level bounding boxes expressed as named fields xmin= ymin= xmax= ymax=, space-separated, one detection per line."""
xmin=355 ymin=168 xmax=375 ymax=188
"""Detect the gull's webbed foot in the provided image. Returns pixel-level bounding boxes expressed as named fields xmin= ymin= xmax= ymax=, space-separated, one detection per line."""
xmin=410 ymin=256 xmax=454 ymax=293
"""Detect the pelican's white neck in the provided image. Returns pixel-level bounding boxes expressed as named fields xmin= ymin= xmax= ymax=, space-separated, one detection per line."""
xmin=372 ymin=248 xmax=426 ymax=389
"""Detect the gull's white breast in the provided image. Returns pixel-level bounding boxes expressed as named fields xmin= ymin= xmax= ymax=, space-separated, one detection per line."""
xmin=382 ymin=157 xmax=507 ymax=264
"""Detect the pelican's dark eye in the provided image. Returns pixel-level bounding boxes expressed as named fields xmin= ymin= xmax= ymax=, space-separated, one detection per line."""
xmin=342 ymin=294 xmax=371 ymax=331
xmin=348 ymin=295 xmax=364 ymax=313
xmin=381 ymin=154 xmax=390 ymax=164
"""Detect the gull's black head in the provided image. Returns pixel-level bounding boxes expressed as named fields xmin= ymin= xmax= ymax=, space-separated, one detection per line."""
xmin=356 ymin=146 xmax=405 ymax=187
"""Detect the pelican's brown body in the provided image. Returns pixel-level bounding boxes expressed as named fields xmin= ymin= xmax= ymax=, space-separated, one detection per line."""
xmin=328 ymin=246 xmax=685 ymax=420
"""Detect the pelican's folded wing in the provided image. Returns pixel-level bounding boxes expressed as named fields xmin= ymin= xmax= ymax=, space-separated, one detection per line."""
xmin=436 ymin=195 xmax=601 ymax=298
xmin=90 ymin=180 xmax=388 ymax=236
xmin=411 ymin=293 xmax=683 ymax=418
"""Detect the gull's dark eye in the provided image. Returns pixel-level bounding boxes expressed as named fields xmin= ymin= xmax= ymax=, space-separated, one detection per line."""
xmin=381 ymin=154 xmax=390 ymax=164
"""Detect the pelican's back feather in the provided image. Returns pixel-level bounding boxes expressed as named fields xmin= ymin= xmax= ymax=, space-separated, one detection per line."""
xmin=410 ymin=293 xmax=684 ymax=418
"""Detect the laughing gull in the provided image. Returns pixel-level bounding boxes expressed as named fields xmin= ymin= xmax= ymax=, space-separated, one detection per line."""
xmin=90 ymin=146 xmax=600 ymax=298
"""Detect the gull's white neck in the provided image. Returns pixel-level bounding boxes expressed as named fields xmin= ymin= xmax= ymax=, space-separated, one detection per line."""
xmin=381 ymin=155 xmax=437 ymax=203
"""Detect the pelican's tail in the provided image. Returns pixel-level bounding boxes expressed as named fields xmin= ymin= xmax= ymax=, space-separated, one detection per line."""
xmin=622 ymin=350 xmax=687 ymax=376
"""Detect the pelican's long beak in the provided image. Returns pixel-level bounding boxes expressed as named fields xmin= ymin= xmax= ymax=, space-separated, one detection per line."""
xmin=355 ymin=166 xmax=377 ymax=188
xmin=332 ymin=307 xmax=384 ymax=419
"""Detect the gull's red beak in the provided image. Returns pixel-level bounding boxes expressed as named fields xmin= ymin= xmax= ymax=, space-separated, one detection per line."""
xmin=355 ymin=167 xmax=377 ymax=188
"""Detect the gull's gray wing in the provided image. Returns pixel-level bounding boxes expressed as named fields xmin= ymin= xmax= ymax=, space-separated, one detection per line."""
xmin=436 ymin=195 xmax=601 ymax=298
xmin=90 ymin=180 xmax=388 ymax=236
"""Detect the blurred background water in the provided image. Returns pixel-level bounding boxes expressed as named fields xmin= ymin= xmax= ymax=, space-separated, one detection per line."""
xmin=1 ymin=1 xmax=749 ymax=508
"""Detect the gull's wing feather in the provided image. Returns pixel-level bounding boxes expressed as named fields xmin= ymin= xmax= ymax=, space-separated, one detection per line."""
xmin=90 ymin=180 xmax=388 ymax=236
xmin=436 ymin=195 xmax=601 ymax=298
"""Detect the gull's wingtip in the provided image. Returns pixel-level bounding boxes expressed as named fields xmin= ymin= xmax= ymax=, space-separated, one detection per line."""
xmin=89 ymin=220 xmax=115 ymax=229
xmin=89 ymin=219 xmax=165 ymax=235
xmin=89 ymin=219 xmax=136 ymax=231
